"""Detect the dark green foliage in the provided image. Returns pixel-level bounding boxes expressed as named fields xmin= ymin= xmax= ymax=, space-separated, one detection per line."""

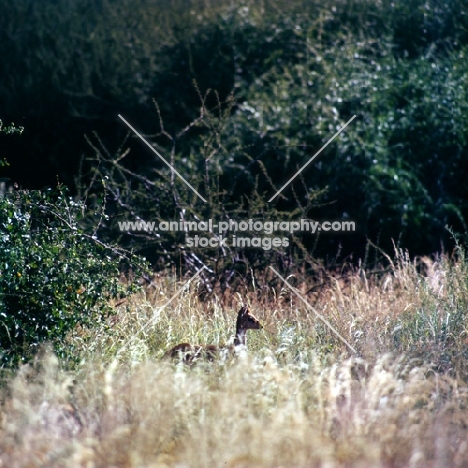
xmin=1 ymin=0 xmax=467 ymax=263
xmin=0 ymin=120 xmax=24 ymax=137
xmin=221 ymin=38 xmax=468 ymax=255
xmin=80 ymin=97 xmax=314 ymax=286
xmin=0 ymin=120 xmax=23 ymax=170
xmin=0 ymin=187 xmax=147 ymax=366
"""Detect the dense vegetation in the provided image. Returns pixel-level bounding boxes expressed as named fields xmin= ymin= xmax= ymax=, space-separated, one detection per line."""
xmin=1 ymin=2 xmax=468 ymax=464
xmin=1 ymin=0 xmax=467 ymax=261
xmin=0 ymin=187 xmax=148 ymax=365
xmin=1 ymin=251 xmax=468 ymax=466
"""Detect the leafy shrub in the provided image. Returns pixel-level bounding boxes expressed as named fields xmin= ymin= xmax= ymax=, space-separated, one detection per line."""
xmin=0 ymin=186 xmax=147 ymax=366
xmin=3 ymin=0 xmax=467 ymax=267
xmin=220 ymin=39 xmax=468 ymax=255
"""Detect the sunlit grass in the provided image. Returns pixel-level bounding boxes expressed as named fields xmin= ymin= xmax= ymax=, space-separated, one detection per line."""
xmin=1 ymin=251 xmax=468 ymax=466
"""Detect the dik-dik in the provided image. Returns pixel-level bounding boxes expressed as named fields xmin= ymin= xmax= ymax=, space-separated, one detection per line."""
xmin=164 ymin=306 xmax=262 ymax=364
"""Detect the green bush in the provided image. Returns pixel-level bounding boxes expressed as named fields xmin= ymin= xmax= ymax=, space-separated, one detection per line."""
xmin=2 ymin=0 xmax=467 ymax=265
xmin=0 ymin=186 xmax=146 ymax=366
xmin=220 ymin=38 xmax=468 ymax=254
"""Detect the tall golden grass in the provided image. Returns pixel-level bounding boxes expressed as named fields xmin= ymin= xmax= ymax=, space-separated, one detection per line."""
xmin=1 ymin=250 xmax=468 ymax=467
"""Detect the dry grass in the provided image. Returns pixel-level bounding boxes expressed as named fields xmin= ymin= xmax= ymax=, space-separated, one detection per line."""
xmin=1 ymin=251 xmax=468 ymax=467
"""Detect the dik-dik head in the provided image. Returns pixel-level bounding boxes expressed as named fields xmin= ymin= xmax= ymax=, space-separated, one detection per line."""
xmin=236 ymin=306 xmax=262 ymax=331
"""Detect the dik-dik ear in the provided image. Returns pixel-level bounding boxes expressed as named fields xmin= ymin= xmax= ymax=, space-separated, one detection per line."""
xmin=239 ymin=305 xmax=249 ymax=315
